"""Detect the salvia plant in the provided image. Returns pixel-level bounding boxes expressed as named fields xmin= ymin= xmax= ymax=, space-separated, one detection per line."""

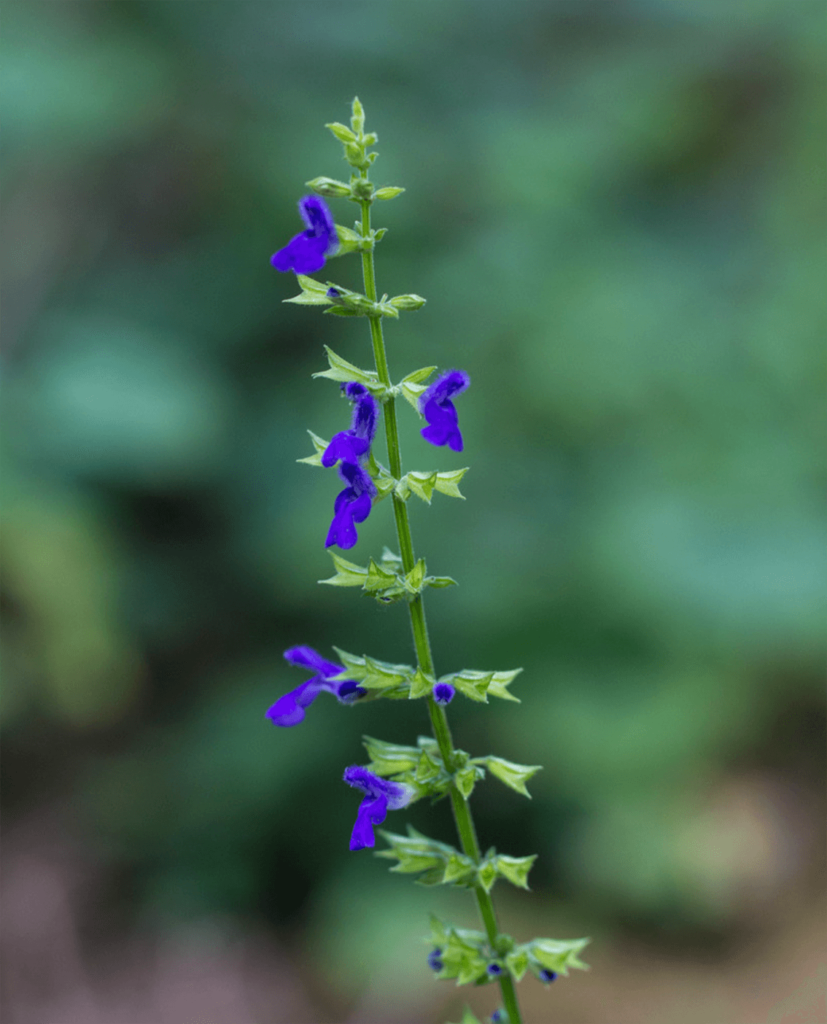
xmin=268 ymin=98 xmax=589 ymax=1024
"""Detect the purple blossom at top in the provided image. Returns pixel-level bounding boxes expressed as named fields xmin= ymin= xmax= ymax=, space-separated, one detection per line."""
xmin=419 ymin=369 xmax=470 ymax=452
xmin=266 ymin=646 xmax=365 ymax=727
xmin=539 ymin=969 xmax=558 ymax=983
xmin=271 ymin=195 xmax=338 ymax=275
xmin=321 ymin=383 xmax=378 ymax=469
xmin=427 ymin=948 xmax=444 ymax=972
xmin=343 ymin=765 xmax=414 ymax=850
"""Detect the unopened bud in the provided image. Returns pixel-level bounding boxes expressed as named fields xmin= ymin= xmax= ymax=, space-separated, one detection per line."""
xmin=389 ymin=294 xmax=426 ymax=311
xmin=306 ymin=176 xmax=351 ymax=198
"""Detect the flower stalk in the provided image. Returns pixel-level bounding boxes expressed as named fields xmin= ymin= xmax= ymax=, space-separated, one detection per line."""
xmin=356 ymin=172 xmax=524 ymax=1023
xmin=268 ymin=98 xmax=589 ymax=1024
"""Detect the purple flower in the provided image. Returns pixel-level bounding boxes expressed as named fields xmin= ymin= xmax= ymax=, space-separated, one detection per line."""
xmin=433 ymin=682 xmax=455 ymax=706
xmin=271 ymin=195 xmax=338 ymax=275
xmin=325 ymin=460 xmax=376 ymax=550
xmin=419 ymin=370 xmax=470 ymax=452
xmin=266 ymin=646 xmax=365 ymax=727
xmin=321 ymin=383 xmax=378 ymax=469
xmin=343 ymin=766 xmax=414 ymax=850
xmin=539 ymin=969 xmax=558 ymax=983
xmin=487 ymin=963 xmax=504 ymax=978
xmin=427 ymin=948 xmax=444 ymax=972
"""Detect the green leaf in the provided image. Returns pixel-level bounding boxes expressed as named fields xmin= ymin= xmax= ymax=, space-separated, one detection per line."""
xmin=477 ymin=859 xmax=498 ymax=893
xmin=434 ymin=467 xmax=469 ymax=499
xmin=403 ymin=471 xmax=437 ymax=504
xmin=443 ymin=851 xmax=475 ymax=884
xmin=454 ymin=764 xmax=479 ymax=800
xmin=415 ymin=748 xmax=443 ymax=783
xmin=323 ymin=306 xmax=360 ymax=316
xmin=528 ymin=937 xmax=591 ymax=977
xmin=350 ymin=97 xmax=365 ymax=134
xmin=505 ymin=947 xmax=529 ymax=982
xmin=365 ymin=557 xmax=397 ymax=592
xmin=332 ymin=223 xmax=363 ymax=256
xmin=283 ymin=274 xmax=334 ymax=306
xmin=487 ymin=668 xmax=523 ymax=703
xmin=400 ymin=380 xmax=428 ymax=411
xmin=305 ymin=176 xmax=351 ymax=198
xmin=318 ymin=552 xmax=368 ymax=587
xmin=400 ymin=366 xmax=436 ymax=386
xmin=326 ymin=120 xmax=357 ymax=144
xmin=362 ymin=655 xmax=413 ymax=689
xmin=495 ymin=854 xmax=537 ymax=890
xmin=404 ymin=558 xmax=427 ymax=594
xmin=373 ymin=186 xmax=405 ymax=200
xmin=414 ymin=867 xmax=446 ymax=887
xmin=312 ymin=345 xmax=377 ymax=385
xmin=296 ymin=429 xmax=330 ymax=466
xmin=371 ymin=467 xmax=397 ymax=500
xmin=394 ymin=476 xmax=412 ymax=501
xmin=443 ymin=669 xmax=494 ymax=703
xmin=484 ymin=756 xmax=543 ymax=798
xmin=455 ymin=957 xmax=488 ymax=985
xmin=408 ymin=666 xmax=434 ymax=699
xmin=425 ymin=575 xmax=457 ymax=589
xmin=362 ymin=736 xmax=420 ymax=775
xmin=428 ymin=914 xmax=450 ymax=948
xmin=388 ymin=293 xmax=426 ymax=311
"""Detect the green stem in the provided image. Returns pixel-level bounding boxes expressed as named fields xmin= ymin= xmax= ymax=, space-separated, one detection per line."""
xmin=357 ymin=181 xmax=524 ymax=1024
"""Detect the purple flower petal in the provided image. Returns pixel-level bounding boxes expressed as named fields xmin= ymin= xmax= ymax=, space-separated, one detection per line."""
xmin=433 ymin=682 xmax=455 ymax=706
xmin=283 ymin=645 xmax=342 ymax=677
xmin=349 ymin=794 xmax=388 ymax=850
xmin=321 ymin=432 xmax=370 ymax=468
xmin=419 ymin=370 xmax=469 ymax=452
xmin=268 ymin=647 xmax=364 ymax=727
xmin=271 ymin=196 xmax=338 ymax=275
xmin=266 ymin=679 xmax=326 ymax=727
xmin=343 ymin=766 xmax=415 ymax=850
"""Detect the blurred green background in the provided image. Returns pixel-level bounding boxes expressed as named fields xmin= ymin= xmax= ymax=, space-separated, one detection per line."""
xmin=2 ymin=2 xmax=825 ymax=1022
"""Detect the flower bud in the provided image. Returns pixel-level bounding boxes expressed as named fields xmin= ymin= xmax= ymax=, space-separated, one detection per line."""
xmin=326 ymin=121 xmax=357 ymax=143
xmin=374 ymin=186 xmax=405 ymax=200
xmin=306 ymin=176 xmax=351 ymax=198
xmin=345 ymin=143 xmax=367 ymax=167
xmin=389 ymin=294 xmax=426 ymax=311
xmin=351 ymin=177 xmax=375 ymax=201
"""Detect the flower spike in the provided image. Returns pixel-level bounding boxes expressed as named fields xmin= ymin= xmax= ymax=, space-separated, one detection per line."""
xmin=271 ymin=195 xmax=338 ymax=275
xmin=419 ymin=369 xmax=470 ymax=452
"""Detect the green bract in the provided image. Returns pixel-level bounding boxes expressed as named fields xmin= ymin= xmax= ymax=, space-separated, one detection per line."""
xmin=396 ymin=468 xmax=469 ymax=503
xmin=373 ymin=185 xmax=406 ymax=200
xmin=305 ymin=175 xmax=352 ymax=198
xmin=438 ymin=667 xmax=523 ymax=704
xmin=475 ymin=755 xmax=542 ymax=798
xmin=283 ymin=274 xmax=334 ymax=306
xmin=318 ymin=549 xmax=457 ymax=604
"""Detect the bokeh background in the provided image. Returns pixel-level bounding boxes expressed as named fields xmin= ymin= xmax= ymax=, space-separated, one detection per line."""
xmin=2 ymin=2 xmax=825 ymax=1022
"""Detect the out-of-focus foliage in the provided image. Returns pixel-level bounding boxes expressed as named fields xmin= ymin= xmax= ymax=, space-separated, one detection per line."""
xmin=2 ymin=0 xmax=824 ymax=1013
